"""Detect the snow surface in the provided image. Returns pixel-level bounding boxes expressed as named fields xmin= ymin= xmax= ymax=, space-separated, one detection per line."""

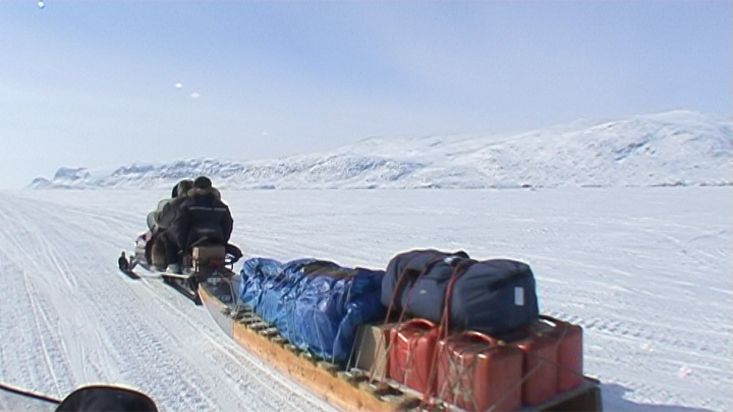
xmin=30 ymin=110 xmax=732 ymax=190
xmin=1 ymin=187 xmax=731 ymax=411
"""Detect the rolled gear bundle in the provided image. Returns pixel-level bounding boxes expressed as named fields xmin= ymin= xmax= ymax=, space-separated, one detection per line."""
xmin=291 ymin=267 xmax=385 ymax=365
xmin=238 ymin=258 xmax=284 ymax=310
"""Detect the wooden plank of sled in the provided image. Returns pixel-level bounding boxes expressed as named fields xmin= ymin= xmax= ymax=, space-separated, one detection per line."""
xmin=316 ymin=361 xmax=339 ymax=376
xmin=198 ymin=285 xmax=399 ymax=412
xmin=249 ymin=321 xmax=269 ymax=330
xmin=269 ymin=336 xmax=287 ymax=347
xmin=238 ymin=317 xmax=259 ymax=326
xmin=258 ymin=327 xmax=279 ymax=337
xmin=230 ymin=310 xmax=249 ymax=320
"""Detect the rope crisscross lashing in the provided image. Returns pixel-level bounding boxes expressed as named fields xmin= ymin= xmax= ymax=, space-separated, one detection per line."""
xmin=419 ymin=259 xmax=477 ymax=407
xmin=477 ymin=317 xmax=577 ymax=412
xmin=421 ymin=262 xmax=583 ymax=412
xmin=437 ymin=339 xmax=485 ymax=412
xmin=367 ymin=256 xmax=448 ymax=384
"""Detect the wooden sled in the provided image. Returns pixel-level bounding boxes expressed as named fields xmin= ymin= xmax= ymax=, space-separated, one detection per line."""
xmin=197 ymin=282 xmax=603 ymax=412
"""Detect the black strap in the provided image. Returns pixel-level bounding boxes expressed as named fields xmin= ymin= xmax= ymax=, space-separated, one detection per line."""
xmin=441 ymin=259 xmax=478 ymax=320
xmin=0 ymin=381 xmax=61 ymax=405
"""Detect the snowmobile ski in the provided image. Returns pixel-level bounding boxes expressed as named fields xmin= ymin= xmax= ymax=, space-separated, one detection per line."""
xmin=117 ymin=251 xmax=141 ymax=279
xmin=119 ymin=268 xmax=141 ymax=280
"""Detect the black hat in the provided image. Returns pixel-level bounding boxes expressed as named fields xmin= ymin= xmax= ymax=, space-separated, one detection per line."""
xmin=177 ymin=180 xmax=194 ymax=196
xmin=193 ymin=176 xmax=213 ymax=189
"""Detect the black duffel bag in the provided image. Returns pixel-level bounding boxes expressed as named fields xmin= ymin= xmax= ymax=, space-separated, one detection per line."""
xmin=381 ymin=249 xmax=469 ymax=312
xmin=382 ymin=250 xmax=539 ymax=336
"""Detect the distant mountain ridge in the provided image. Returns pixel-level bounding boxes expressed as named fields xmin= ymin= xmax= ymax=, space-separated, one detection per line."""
xmin=30 ymin=110 xmax=732 ymax=190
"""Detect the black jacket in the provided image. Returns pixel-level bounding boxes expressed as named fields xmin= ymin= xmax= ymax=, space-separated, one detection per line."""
xmin=171 ymin=187 xmax=234 ymax=249
xmin=156 ymin=196 xmax=186 ymax=230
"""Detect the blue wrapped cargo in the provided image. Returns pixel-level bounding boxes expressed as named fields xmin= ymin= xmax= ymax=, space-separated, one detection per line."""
xmin=238 ymin=258 xmax=284 ymax=311
xmin=257 ymin=259 xmax=339 ymax=331
xmin=282 ymin=265 xmax=353 ymax=348
xmin=292 ymin=267 xmax=386 ymax=365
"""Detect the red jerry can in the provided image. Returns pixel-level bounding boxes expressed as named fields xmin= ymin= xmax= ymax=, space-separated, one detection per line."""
xmin=540 ymin=316 xmax=583 ymax=392
xmin=514 ymin=325 xmax=558 ymax=406
xmin=388 ymin=319 xmax=439 ymax=394
xmin=436 ymin=331 xmax=522 ymax=412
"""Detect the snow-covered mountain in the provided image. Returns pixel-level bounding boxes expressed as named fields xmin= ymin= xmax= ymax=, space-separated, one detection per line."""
xmin=30 ymin=110 xmax=732 ymax=190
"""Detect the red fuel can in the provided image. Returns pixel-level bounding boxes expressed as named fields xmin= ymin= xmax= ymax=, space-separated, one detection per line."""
xmin=436 ymin=331 xmax=522 ymax=412
xmin=388 ymin=319 xmax=439 ymax=394
xmin=540 ymin=316 xmax=583 ymax=392
xmin=514 ymin=327 xmax=558 ymax=406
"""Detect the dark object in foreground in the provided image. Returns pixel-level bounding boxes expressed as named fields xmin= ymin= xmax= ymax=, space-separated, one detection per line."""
xmin=56 ymin=385 xmax=157 ymax=412
xmin=0 ymin=382 xmax=157 ymax=412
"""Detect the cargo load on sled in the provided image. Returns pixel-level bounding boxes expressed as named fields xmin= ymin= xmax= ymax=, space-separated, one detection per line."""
xmin=196 ymin=249 xmax=602 ymax=412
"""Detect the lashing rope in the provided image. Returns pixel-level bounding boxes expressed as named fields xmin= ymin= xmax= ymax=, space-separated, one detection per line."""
xmin=420 ymin=259 xmax=476 ymax=407
xmin=367 ymin=256 xmax=446 ymax=384
xmin=473 ymin=318 xmax=577 ymax=412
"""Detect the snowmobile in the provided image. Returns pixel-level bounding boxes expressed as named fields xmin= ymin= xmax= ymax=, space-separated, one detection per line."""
xmin=0 ymin=381 xmax=157 ymax=411
xmin=118 ymin=230 xmax=242 ymax=305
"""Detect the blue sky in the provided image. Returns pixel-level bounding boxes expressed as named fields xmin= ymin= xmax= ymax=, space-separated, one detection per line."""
xmin=0 ymin=1 xmax=730 ymax=188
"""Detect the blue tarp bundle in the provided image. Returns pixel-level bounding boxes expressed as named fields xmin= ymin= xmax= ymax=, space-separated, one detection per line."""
xmin=270 ymin=260 xmax=341 ymax=339
xmin=292 ymin=267 xmax=385 ymax=364
xmin=280 ymin=264 xmax=352 ymax=348
xmin=238 ymin=258 xmax=284 ymax=310
xmin=237 ymin=257 xmax=386 ymax=365
xmin=256 ymin=259 xmax=322 ymax=325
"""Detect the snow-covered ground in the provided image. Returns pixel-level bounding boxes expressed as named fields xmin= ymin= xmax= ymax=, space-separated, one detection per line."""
xmin=0 ymin=188 xmax=731 ymax=411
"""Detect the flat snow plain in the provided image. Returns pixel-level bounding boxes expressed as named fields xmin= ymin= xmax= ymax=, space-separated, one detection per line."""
xmin=0 ymin=187 xmax=731 ymax=411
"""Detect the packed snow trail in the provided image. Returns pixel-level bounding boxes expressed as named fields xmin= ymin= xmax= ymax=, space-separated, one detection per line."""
xmin=0 ymin=191 xmax=336 ymax=412
xmin=1 ymin=187 xmax=731 ymax=411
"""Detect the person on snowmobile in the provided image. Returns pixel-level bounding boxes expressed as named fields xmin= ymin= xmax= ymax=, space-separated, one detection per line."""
xmin=145 ymin=179 xmax=192 ymax=240
xmin=149 ymin=179 xmax=195 ymax=271
xmin=168 ymin=176 xmax=233 ymax=274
